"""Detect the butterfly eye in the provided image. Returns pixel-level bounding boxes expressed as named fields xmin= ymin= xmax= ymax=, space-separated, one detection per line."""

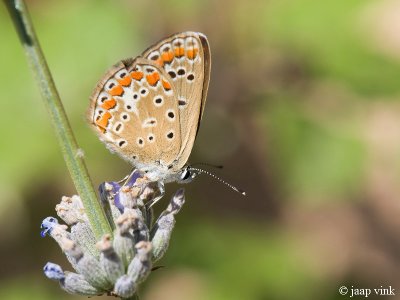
xmin=180 ymin=169 xmax=191 ymax=181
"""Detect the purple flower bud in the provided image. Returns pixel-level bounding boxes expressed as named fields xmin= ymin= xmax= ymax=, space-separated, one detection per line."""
xmin=43 ymin=262 xmax=65 ymax=280
xmin=40 ymin=217 xmax=59 ymax=237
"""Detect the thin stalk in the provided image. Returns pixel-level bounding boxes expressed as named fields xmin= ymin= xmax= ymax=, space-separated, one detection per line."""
xmin=4 ymin=0 xmax=112 ymax=239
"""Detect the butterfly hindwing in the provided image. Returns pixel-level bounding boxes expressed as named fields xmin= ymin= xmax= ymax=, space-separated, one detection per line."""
xmin=87 ymin=58 xmax=182 ymax=169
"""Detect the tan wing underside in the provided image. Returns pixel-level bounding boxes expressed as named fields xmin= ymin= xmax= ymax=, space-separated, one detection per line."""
xmin=142 ymin=32 xmax=211 ymax=170
xmin=87 ymin=58 xmax=181 ymax=168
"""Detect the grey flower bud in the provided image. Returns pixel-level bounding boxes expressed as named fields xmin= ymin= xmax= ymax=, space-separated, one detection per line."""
xmin=129 ymin=208 xmax=149 ymax=243
xmin=62 ymin=238 xmax=111 ymax=290
xmin=114 ymin=274 xmax=136 ymax=298
xmin=119 ymin=186 xmax=139 ymax=209
xmin=127 ymin=241 xmax=152 ymax=284
xmin=56 ymin=195 xmax=88 ymax=225
xmin=47 ymin=222 xmax=70 ymax=243
xmin=100 ymin=181 xmax=122 ymax=224
xmin=113 ymin=212 xmax=137 ymax=268
xmin=97 ymin=234 xmax=124 ymax=283
xmin=150 ymin=215 xmax=175 ymax=262
xmin=43 ymin=262 xmax=102 ymax=296
xmin=151 ymin=189 xmax=185 ymax=261
xmin=62 ymin=272 xmax=103 ymax=296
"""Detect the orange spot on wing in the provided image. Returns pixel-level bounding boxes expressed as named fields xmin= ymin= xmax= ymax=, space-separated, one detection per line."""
xmin=155 ymin=58 xmax=164 ymax=67
xmin=96 ymin=111 xmax=112 ymax=133
xmin=146 ymin=72 xmax=160 ymax=86
xmin=174 ymin=47 xmax=185 ymax=57
xmin=162 ymin=79 xmax=171 ymax=91
xmin=109 ymin=85 xmax=124 ymax=96
xmin=186 ymin=48 xmax=199 ymax=60
xmin=131 ymin=71 xmax=144 ymax=81
xmin=118 ymin=76 xmax=132 ymax=86
xmin=101 ymin=98 xmax=117 ymax=110
xmin=161 ymin=51 xmax=174 ymax=63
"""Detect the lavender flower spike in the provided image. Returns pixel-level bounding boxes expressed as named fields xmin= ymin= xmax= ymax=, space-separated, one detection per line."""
xmin=42 ymin=173 xmax=186 ymax=299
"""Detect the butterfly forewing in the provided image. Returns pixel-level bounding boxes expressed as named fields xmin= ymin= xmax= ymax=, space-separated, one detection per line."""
xmin=87 ymin=58 xmax=182 ymax=168
xmin=142 ymin=32 xmax=211 ymax=170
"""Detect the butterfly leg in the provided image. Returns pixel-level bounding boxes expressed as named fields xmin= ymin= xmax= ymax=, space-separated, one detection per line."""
xmin=116 ymin=174 xmax=130 ymax=184
xmin=118 ymin=168 xmax=143 ymax=192
xmin=111 ymin=169 xmax=142 ymax=200
xmin=142 ymin=181 xmax=165 ymax=228
xmin=146 ymin=181 xmax=165 ymax=209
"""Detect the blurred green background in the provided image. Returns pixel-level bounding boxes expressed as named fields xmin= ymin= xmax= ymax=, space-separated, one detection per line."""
xmin=1 ymin=0 xmax=400 ymax=299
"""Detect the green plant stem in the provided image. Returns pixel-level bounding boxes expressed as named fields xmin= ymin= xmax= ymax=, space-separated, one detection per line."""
xmin=4 ymin=0 xmax=112 ymax=239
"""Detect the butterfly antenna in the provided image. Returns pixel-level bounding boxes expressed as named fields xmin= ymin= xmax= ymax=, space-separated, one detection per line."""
xmin=191 ymin=163 xmax=224 ymax=169
xmin=188 ymin=167 xmax=246 ymax=196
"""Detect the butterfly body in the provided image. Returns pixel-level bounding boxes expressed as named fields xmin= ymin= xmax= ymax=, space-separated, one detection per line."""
xmin=88 ymin=32 xmax=211 ymax=183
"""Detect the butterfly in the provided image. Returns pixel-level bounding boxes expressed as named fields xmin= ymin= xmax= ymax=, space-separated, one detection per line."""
xmin=87 ymin=32 xmax=211 ymax=185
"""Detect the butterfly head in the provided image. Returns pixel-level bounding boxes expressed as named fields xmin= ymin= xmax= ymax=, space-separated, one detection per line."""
xmin=177 ymin=166 xmax=198 ymax=184
xmin=144 ymin=164 xmax=198 ymax=184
